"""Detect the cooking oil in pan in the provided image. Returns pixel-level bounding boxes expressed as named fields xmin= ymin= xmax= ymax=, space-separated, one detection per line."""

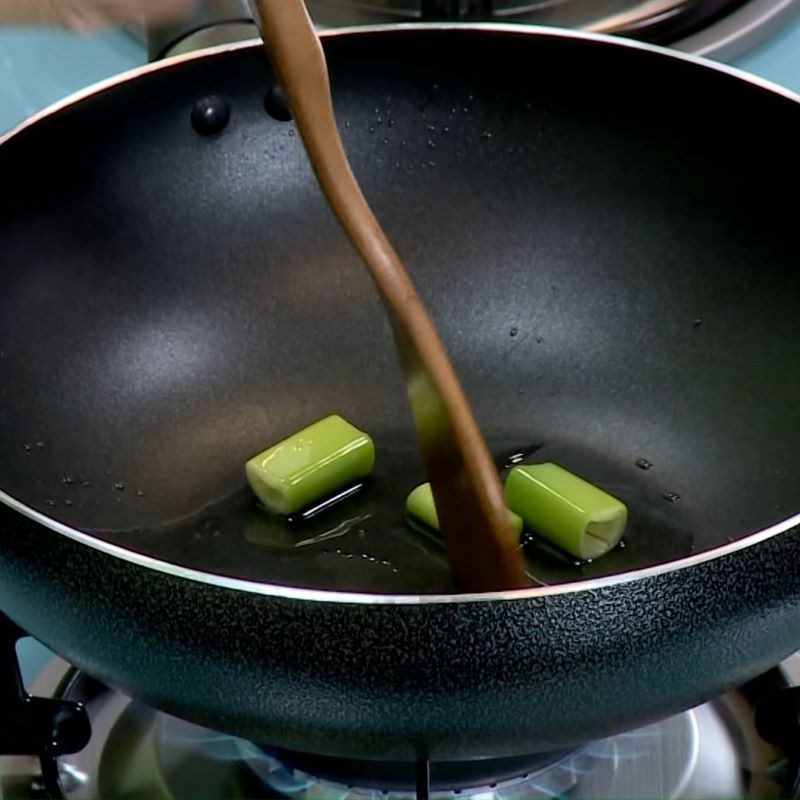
xmin=83 ymin=437 xmax=697 ymax=596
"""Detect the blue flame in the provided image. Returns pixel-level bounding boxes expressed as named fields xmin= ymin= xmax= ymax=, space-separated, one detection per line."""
xmin=156 ymin=709 xmax=675 ymax=800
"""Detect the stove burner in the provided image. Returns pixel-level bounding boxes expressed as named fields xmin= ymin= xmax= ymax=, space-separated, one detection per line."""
xmin=254 ymin=747 xmax=574 ymax=793
xmin=237 ymin=722 xmax=692 ymax=799
xmin=241 ymin=743 xmax=600 ymax=799
xmin=0 ymin=657 xmax=791 ymax=800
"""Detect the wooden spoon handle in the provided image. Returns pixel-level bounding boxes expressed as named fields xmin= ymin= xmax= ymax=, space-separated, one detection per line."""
xmin=252 ymin=0 xmax=528 ymax=592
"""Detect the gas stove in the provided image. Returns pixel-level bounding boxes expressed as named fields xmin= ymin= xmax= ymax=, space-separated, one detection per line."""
xmin=3 ymin=3 xmax=800 ymax=799
xmin=3 ymin=640 xmax=800 ymax=800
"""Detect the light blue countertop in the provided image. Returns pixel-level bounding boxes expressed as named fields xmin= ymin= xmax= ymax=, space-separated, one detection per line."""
xmin=0 ymin=28 xmax=142 ymax=132
xmin=736 ymin=13 xmax=800 ymax=94
xmin=736 ymin=13 xmax=800 ymax=90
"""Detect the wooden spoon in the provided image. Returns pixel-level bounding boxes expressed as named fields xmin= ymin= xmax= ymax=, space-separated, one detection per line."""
xmin=251 ymin=0 xmax=528 ymax=592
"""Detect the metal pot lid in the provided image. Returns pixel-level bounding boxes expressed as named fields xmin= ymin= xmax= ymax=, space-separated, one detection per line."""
xmin=304 ymin=0 xmax=800 ymax=59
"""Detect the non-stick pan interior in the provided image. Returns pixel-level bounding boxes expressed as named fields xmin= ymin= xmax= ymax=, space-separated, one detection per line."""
xmin=1 ymin=28 xmax=799 ymax=594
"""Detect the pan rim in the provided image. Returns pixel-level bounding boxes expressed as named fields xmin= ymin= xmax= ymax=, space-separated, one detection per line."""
xmin=1 ymin=21 xmax=798 ymax=149
xmin=2 ymin=482 xmax=799 ymax=604
xmin=2 ymin=23 xmax=799 ymax=605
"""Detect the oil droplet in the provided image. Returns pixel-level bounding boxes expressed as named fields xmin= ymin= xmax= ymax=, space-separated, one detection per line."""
xmin=114 ymin=482 xmax=125 ymax=492
xmin=23 ymin=444 xmax=32 ymax=454
xmin=520 ymin=530 xmax=537 ymax=548
xmin=427 ymin=124 xmax=436 ymax=132
xmin=468 ymin=94 xmax=475 ymax=101
xmin=36 ymin=442 xmax=45 ymax=449
xmin=481 ymin=131 xmax=493 ymax=141
xmin=295 ymin=514 xmax=373 ymax=548
xmin=693 ymin=318 xmax=703 ymax=328
xmin=502 ymin=445 xmax=543 ymax=472
xmin=635 ymin=458 xmax=653 ymax=471
xmin=663 ymin=492 xmax=681 ymax=503
xmin=394 ymin=161 xmax=401 ymax=169
xmin=45 ymin=499 xmax=55 ymax=508
xmin=82 ymin=481 xmax=92 ymax=488
xmin=387 ymin=119 xmax=395 ymax=128
xmin=62 ymin=476 xmax=75 ymax=486
xmin=442 ymin=125 xmax=450 ymax=133
xmin=288 ymin=484 xmax=366 ymax=524
xmin=509 ymin=327 xmax=519 ymax=337
xmin=344 ymin=121 xmax=351 ymax=128
xmin=368 ymin=125 xmax=376 ymax=133
xmin=383 ymin=138 xmax=389 ymax=145
xmin=136 ymin=490 xmax=145 ymax=498
xmin=64 ymin=499 xmax=73 ymax=507
xmin=427 ymin=161 xmax=437 ymax=168
xmin=376 ymin=116 xmax=383 ymax=125
xmin=287 ymin=129 xmax=295 ymax=137
xmin=427 ymin=139 xmax=437 ymax=149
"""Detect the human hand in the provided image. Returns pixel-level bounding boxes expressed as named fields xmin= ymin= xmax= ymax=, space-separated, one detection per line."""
xmin=0 ymin=0 xmax=195 ymax=31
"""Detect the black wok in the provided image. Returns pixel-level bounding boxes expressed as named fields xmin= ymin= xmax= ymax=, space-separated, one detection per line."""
xmin=1 ymin=23 xmax=800 ymax=762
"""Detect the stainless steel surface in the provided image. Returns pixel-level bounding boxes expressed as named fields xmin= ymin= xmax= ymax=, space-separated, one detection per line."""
xmin=145 ymin=0 xmax=252 ymax=59
xmin=301 ymin=0 xmax=800 ymax=59
xmin=125 ymin=0 xmax=800 ymax=61
xmin=126 ymin=0 xmax=800 ymax=65
xmin=160 ymin=21 xmax=258 ymax=56
xmin=3 ymin=654 xmax=792 ymax=799
xmin=305 ymin=0 xmax=683 ymax=32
